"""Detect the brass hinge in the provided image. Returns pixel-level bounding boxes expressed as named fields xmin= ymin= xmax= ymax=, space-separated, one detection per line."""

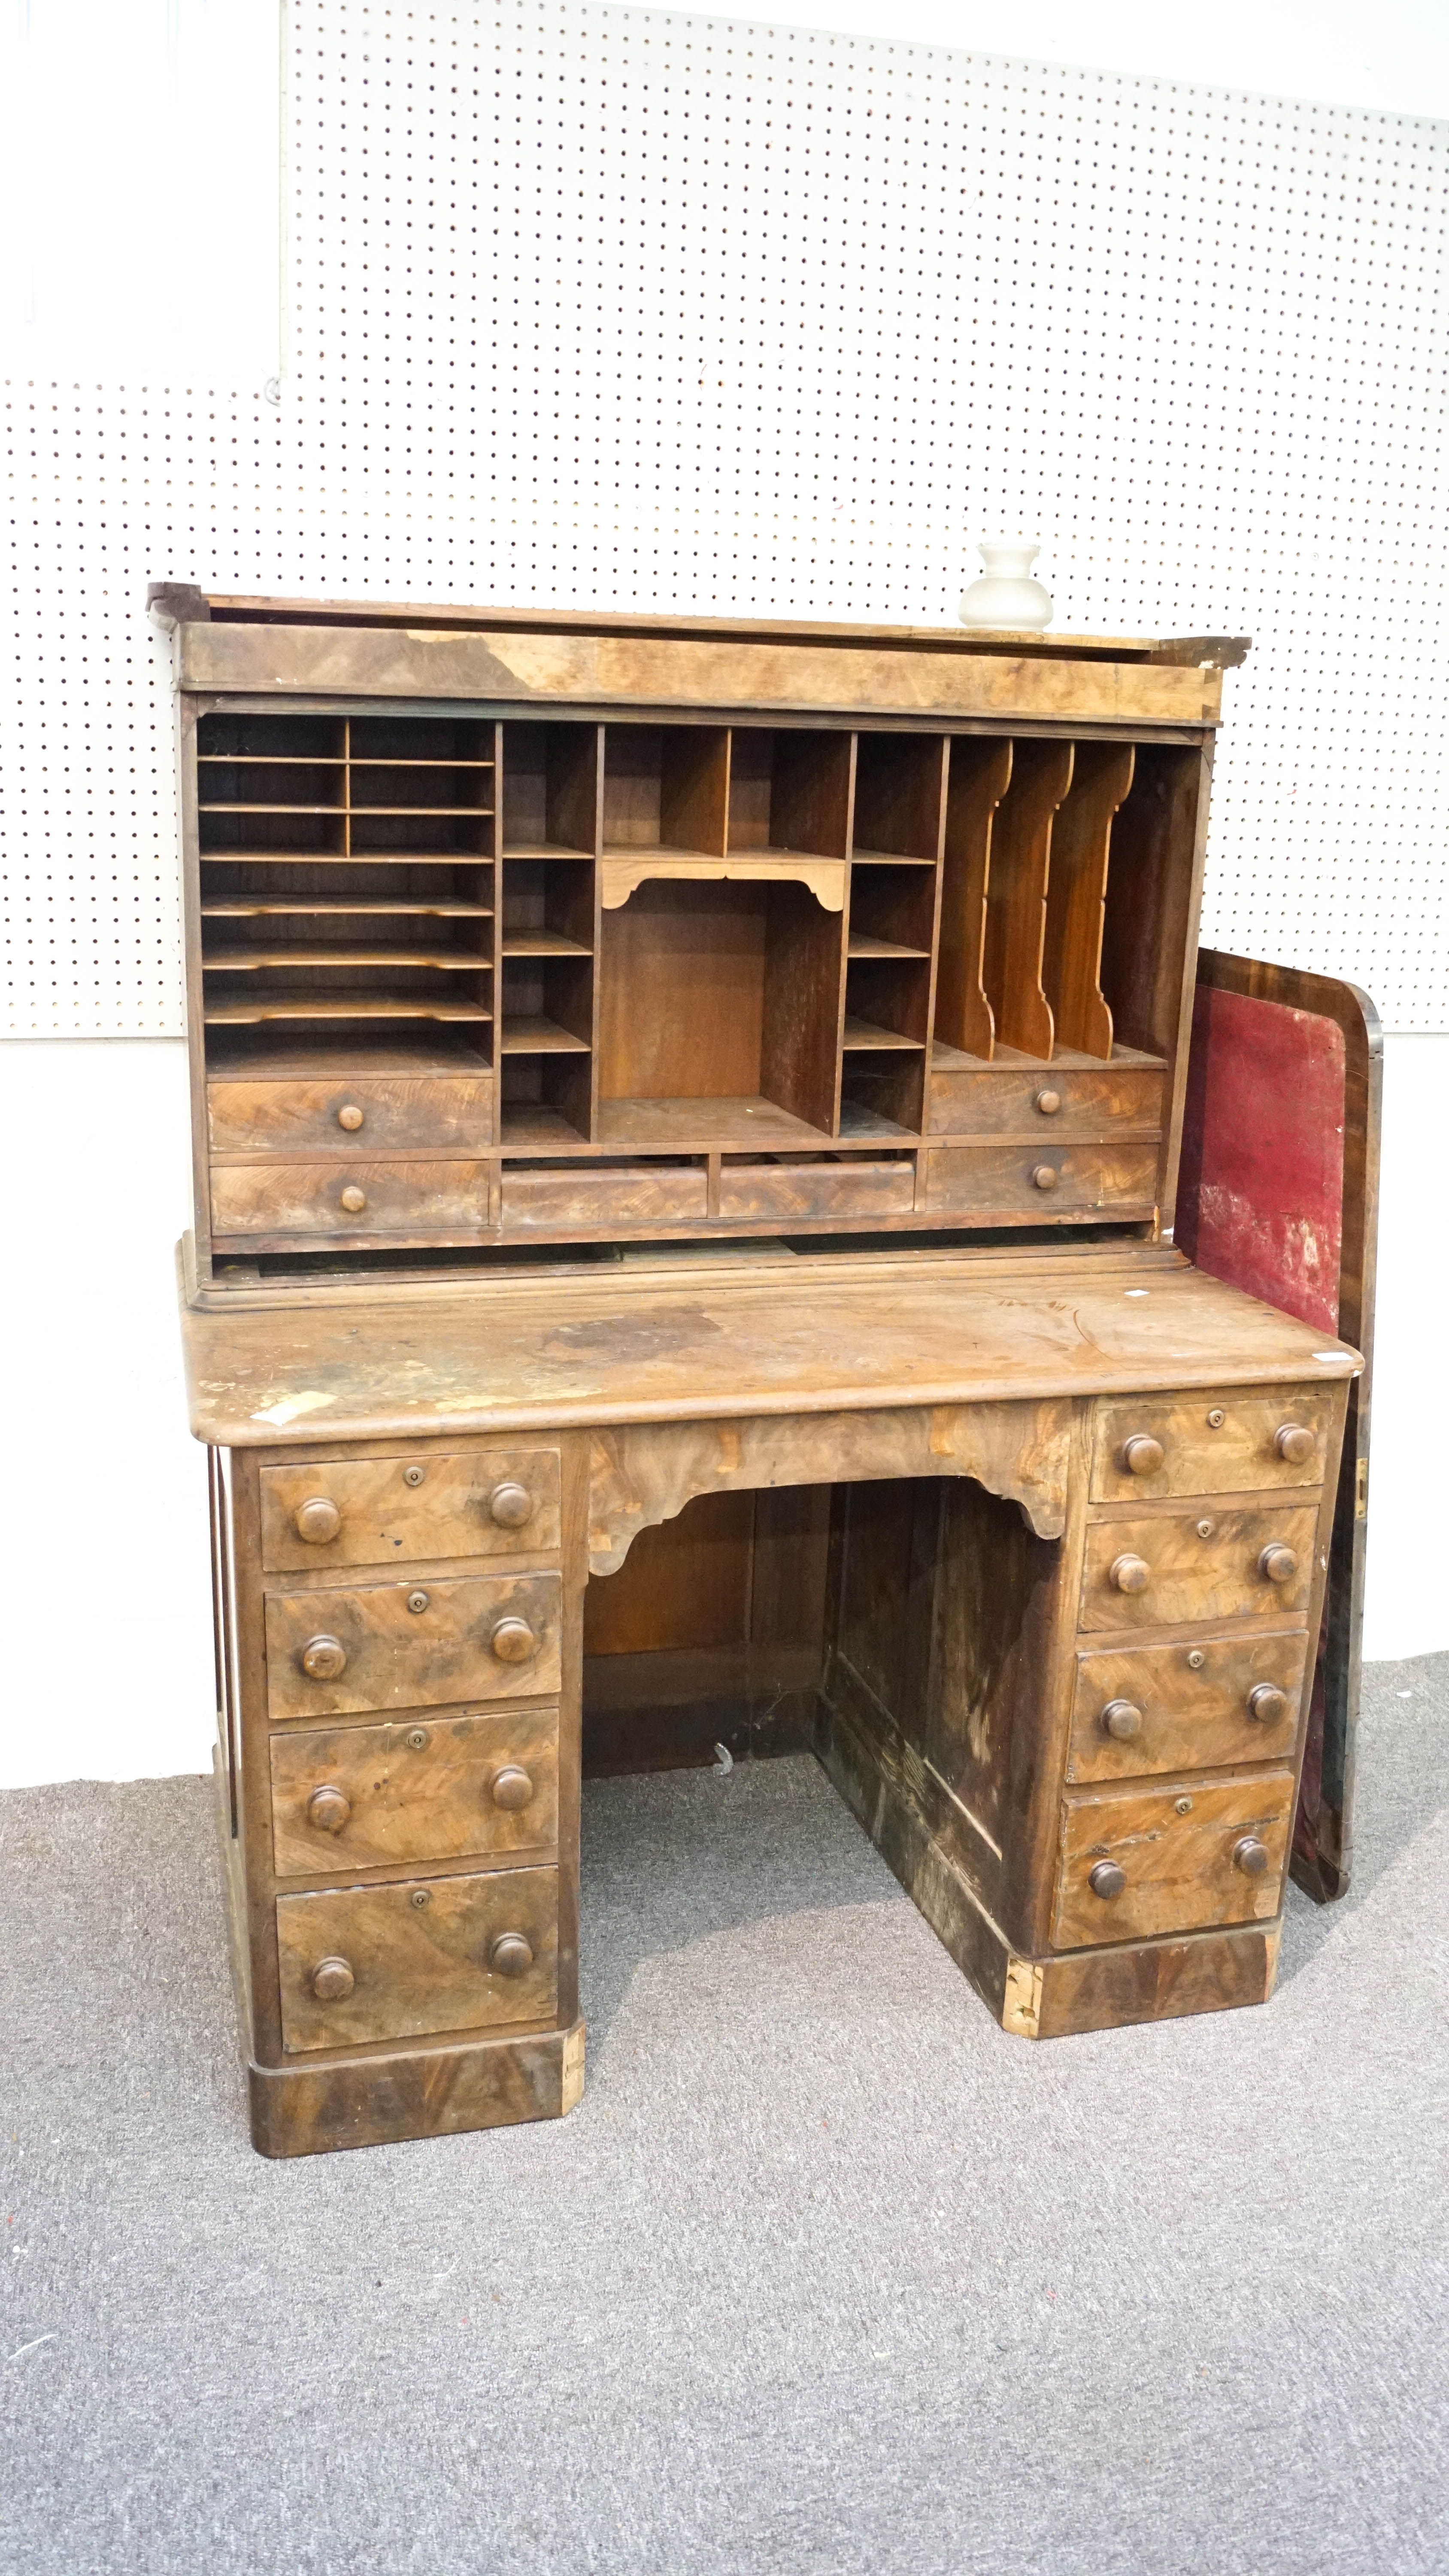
xmin=1355 ymin=1456 xmax=1368 ymax=1519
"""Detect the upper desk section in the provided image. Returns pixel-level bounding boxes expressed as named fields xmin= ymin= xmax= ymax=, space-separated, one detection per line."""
xmin=156 ymin=587 xmax=1247 ymax=1290
xmin=152 ymin=586 xmax=1246 ymax=736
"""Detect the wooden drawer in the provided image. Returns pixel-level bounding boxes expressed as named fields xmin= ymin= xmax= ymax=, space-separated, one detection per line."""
xmin=276 ymin=1863 xmax=558 ymax=2051
xmin=208 ymin=1071 xmax=493 ymax=1157
xmin=1053 ymin=1771 xmax=1295 ymax=1948
xmin=1067 ymin=1631 xmax=1309 ymax=1782
xmin=927 ymin=1063 xmax=1164 ymax=1139
xmin=211 ymin=1159 xmax=491 ymax=1240
xmin=717 ymin=1158 xmax=915 ymax=1221
xmin=264 ymin=1571 xmax=562 ymax=1720
xmin=501 ymin=1164 xmax=707 ymax=1230
xmin=270 ymin=1706 xmax=559 ymax=1877
xmin=921 ymin=1140 xmax=1158 ymax=1218
xmin=260 ymin=1446 xmax=561 ymax=1572
xmin=1090 ymin=1385 xmax=1336 ymax=1500
xmin=1080 ymin=1503 xmax=1319 ymax=1632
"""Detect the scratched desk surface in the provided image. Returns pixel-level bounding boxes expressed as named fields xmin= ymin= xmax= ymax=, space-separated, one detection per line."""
xmin=180 ymin=1244 xmax=1361 ymax=1449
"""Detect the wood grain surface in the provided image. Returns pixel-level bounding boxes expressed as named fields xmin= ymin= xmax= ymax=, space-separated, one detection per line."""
xmin=1089 ymin=1385 xmax=1334 ymax=1500
xmin=1067 ymin=1629 xmax=1308 ymax=1781
xmin=259 ymin=1445 xmax=561 ymax=1570
xmin=1052 ymin=1770 xmax=1294 ymax=1947
xmin=264 ymin=1570 xmax=562 ymax=1719
xmin=1079 ymin=1502 xmax=1320 ymax=1631
xmin=276 ymin=1863 xmax=559 ymax=2050
xmin=270 ymin=1705 xmax=560 ymax=1875
xmin=182 ymin=1251 xmax=1360 ymax=1447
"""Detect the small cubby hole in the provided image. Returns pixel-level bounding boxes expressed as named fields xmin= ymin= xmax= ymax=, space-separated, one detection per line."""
xmin=602 ymin=725 xmax=730 ymax=854
xmin=725 ymin=728 xmax=853 ymax=859
xmin=500 ymin=721 xmax=599 ymax=856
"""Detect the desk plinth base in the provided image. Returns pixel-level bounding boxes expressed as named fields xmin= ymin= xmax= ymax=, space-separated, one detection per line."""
xmin=815 ymin=1696 xmax=1282 ymax=2042
xmin=246 ymin=2023 xmax=586 ymax=2160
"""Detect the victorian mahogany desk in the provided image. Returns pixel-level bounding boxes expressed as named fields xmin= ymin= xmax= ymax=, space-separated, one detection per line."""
xmin=158 ymin=590 xmax=1361 ymax=2155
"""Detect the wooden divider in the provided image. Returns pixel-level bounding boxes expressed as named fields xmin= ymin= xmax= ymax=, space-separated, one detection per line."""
xmin=936 ymin=738 xmax=1012 ymax=1060
xmin=982 ymin=741 xmax=1073 ymax=1060
xmin=1042 ymin=743 xmax=1135 ymax=1059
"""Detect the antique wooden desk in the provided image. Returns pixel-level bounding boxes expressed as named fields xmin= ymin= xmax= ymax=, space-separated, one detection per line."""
xmin=159 ymin=590 xmax=1360 ymax=2156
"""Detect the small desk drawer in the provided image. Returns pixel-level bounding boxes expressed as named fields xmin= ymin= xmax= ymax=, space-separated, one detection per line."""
xmin=717 ymin=1158 xmax=915 ymax=1221
xmin=276 ymin=1863 xmax=558 ymax=2052
xmin=264 ymin=1571 xmax=562 ymax=1720
xmin=212 ymin=1158 xmax=491 ymax=1240
xmin=926 ymin=1063 xmax=1164 ymax=1139
xmin=1090 ymin=1386 xmax=1335 ymax=1501
xmin=1080 ymin=1504 xmax=1319 ymax=1632
xmin=921 ymin=1140 xmax=1159 ymax=1218
xmin=208 ymin=1072 xmax=493 ymax=1157
xmin=260 ymin=1447 xmax=561 ymax=1572
xmin=270 ymin=1707 xmax=559 ymax=1877
xmin=1067 ymin=1631 xmax=1308 ymax=1782
xmin=501 ymin=1163 xmax=707 ymax=1231
xmin=1053 ymin=1772 xmax=1294 ymax=1948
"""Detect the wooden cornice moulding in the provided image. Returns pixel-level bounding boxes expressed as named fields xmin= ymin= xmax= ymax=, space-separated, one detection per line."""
xmin=171 ymin=616 xmax=1226 ymax=728
xmin=149 ymin=580 xmax=1250 ymax=673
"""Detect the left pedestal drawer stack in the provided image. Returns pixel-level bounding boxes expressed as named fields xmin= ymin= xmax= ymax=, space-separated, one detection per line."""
xmin=212 ymin=1437 xmax=584 ymax=2157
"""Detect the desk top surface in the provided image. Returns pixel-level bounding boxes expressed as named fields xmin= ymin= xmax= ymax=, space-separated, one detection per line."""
xmin=180 ymin=1245 xmax=1360 ymax=1449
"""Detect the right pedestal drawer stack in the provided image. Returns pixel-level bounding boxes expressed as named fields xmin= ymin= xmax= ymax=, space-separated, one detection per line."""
xmin=1058 ymin=1383 xmax=1338 ymax=1950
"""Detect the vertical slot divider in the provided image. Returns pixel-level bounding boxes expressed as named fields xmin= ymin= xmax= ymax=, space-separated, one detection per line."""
xmin=912 ymin=736 xmax=950 ymax=1134
xmin=587 ymin=724 xmax=605 ymax=1140
xmin=486 ymin=719 xmax=503 ymax=1137
xmin=982 ymin=740 xmax=1073 ymax=1060
xmin=936 ymin=737 xmax=1011 ymax=1060
xmin=1042 ymin=743 xmax=1135 ymax=1059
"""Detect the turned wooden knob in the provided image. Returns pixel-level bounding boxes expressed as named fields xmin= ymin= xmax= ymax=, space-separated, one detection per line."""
xmin=336 ymin=1103 xmax=365 ymax=1132
xmin=311 ymin=1955 xmax=355 ymax=2001
xmin=489 ymin=1480 xmax=536 ymax=1530
xmin=1100 ymin=1699 xmax=1143 ymax=1741
xmin=1088 ymin=1860 xmax=1126 ymax=1899
xmin=1258 ymin=1544 xmax=1298 ymax=1586
xmin=339 ymin=1184 xmax=367 ymax=1215
xmin=300 ymin=1634 xmax=347 ymax=1680
xmin=294 ymin=1495 xmax=342 ymax=1545
xmin=489 ymin=1931 xmax=534 ymax=1977
xmin=306 ymin=1784 xmax=351 ymax=1834
xmin=1233 ymin=1836 xmax=1270 ymax=1878
xmin=490 ymin=1764 xmax=535 ymax=1811
xmin=1275 ymin=1422 xmax=1315 ymax=1465
xmin=1247 ymin=1683 xmax=1289 ymax=1724
xmin=1108 ymin=1553 xmax=1150 ymax=1594
xmin=1121 ymin=1433 xmax=1165 ymax=1477
xmin=490 ymin=1615 xmax=539 ymax=1664
xmin=1031 ymin=1164 xmax=1059 ymax=1191
xmin=1034 ymin=1088 xmax=1062 ymax=1116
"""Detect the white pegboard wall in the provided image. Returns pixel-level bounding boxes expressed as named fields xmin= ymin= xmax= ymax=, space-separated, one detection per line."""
xmin=3 ymin=0 xmax=1447 ymax=1033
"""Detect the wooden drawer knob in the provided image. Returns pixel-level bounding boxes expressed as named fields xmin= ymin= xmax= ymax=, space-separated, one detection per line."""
xmin=1121 ymin=1433 xmax=1165 ymax=1477
xmin=1275 ymin=1423 xmax=1315 ymax=1465
xmin=489 ymin=1931 xmax=534 ymax=1977
xmin=300 ymin=1634 xmax=347 ymax=1680
xmin=1031 ymin=1164 xmax=1059 ymax=1191
xmin=311 ymin=1955 xmax=355 ymax=2002
xmin=1088 ymin=1860 xmax=1126 ymax=1899
xmin=1233 ymin=1836 xmax=1270 ymax=1878
xmin=490 ymin=1764 xmax=535 ymax=1811
xmin=490 ymin=1614 xmax=539 ymax=1664
xmin=336 ymin=1103 xmax=365 ymax=1132
xmin=1034 ymin=1088 xmax=1062 ymax=1116
xmin=1258 ymin=1544 xmax=1298 ymax=1585
xmin=339 ymin=1185 xmax=367 ymax=1215
xmin=1100 ymin=1698 xmax=1143 ymax=1741
xmin=294 ymin=1495 xmax=342 ymax=1545
xmin=1108 ymin=1553 xmax=1150 ymax=1594
xmin=488 ymin=1480 xmax=536 ymax=1530
xmin=1247 ymin=1683 xmax=1289 ymax=1724
xmin=306 ymin=1784 xmax=351 ymax=1834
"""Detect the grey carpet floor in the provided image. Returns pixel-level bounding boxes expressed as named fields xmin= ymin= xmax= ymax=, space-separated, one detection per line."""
xmin=3 ymin=1659 xmax=1449 ymax=2576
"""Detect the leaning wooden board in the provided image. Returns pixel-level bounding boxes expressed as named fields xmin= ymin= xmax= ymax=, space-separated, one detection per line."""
xmin=1176 ymin=952 xmax=1381 ymax=1900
